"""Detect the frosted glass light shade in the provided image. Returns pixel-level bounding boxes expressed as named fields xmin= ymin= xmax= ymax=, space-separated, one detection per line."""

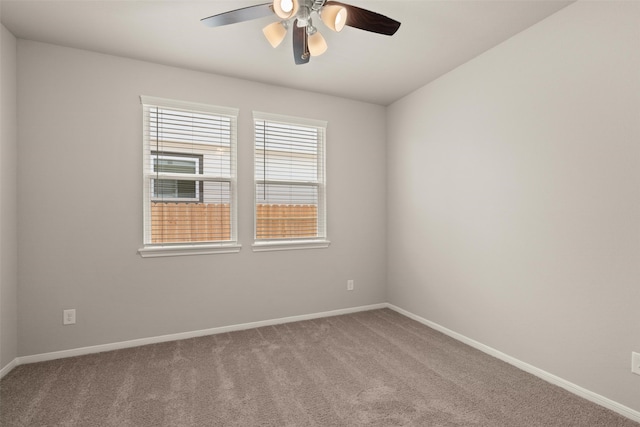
xmin=263 ymin=22 xmax=287 ymax=48
xmin=308 ymin=31 xmax=327 ymax=56
xmin=320 ymin=5 xmax=347 ymax=32
xmin=273 ymin=0 xmax=299 ymax=19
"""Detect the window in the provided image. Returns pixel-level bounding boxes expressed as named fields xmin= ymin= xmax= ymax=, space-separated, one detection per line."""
xmin=253 ymin=112 xmax=329 ymax=251
xmin=151 ymin=153 xmax=202 ymax=202
xmin=139 ymin=96 xmax=240 ymax=257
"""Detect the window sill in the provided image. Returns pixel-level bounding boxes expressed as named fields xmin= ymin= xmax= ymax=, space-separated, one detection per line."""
xmin=252 ymin=240 xmax=331 ymax=252
xmin=138 ymin=243 xmax=242 ymax=258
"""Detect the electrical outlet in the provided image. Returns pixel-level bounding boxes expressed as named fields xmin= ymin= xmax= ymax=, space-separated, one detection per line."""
xmin=632 ymin=352 xmax=640 ymax=375
xmin=347 ymin=280 xmax=354 ymax=291
xmin=63 ymin=309 xmax=76 ymax=325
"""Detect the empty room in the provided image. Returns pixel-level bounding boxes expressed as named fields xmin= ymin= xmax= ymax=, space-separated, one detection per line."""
xmin=1 ymin=0 xmax=639 ymax=425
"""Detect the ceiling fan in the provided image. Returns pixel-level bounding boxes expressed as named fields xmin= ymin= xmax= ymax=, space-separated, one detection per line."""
xmin=201 ymin=0 xmax=401 ymax=65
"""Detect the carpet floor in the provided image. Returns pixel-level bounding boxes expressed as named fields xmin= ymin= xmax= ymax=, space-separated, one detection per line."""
xmin=1 ymin=308 xmax=637 ymax=426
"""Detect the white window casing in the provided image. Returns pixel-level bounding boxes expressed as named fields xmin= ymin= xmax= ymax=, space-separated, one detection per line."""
xmin=252 ymin=111 xmax=330 ymax=252
xmin=139 ymin=96 xmax=240 ymax=257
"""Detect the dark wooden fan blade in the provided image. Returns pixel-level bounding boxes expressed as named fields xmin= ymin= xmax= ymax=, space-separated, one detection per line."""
xmin=292 ymin=20 xmax=310 ymax=65
xmin=325 ymin=1 xmax=400 ymax=36
xmin=201 ymin=3 xmax=273 ymax=27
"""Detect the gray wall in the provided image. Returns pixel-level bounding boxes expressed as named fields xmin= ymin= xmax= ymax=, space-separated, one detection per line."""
xmin=16 ymin=40 xmax=387 ymax=357
xmin=1 ymin=23 xmax=18 ymax=372
xmin=387 ymin=1 xmax=640 ymax=412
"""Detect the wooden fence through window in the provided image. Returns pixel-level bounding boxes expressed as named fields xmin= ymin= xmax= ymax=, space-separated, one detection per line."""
xmin=256 ymin=204 xmax=318 ymax=239
xmin=151 ymin=202 xmax=317 ymax=243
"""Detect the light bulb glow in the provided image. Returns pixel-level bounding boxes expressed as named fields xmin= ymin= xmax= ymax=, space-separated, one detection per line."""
xmin=281 ymin=0 xmax=293 ymax=13
xmin=335 ymin=9 xmax=346 ymax=31
xmin=273 ymin=0 xmax=299 ymax=19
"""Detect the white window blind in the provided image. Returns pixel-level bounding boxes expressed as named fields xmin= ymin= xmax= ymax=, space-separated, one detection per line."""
xmin=141 ymin=96 xmax=238 ymax=251
xmin=254 ymin=112 xmax=327 ymax=244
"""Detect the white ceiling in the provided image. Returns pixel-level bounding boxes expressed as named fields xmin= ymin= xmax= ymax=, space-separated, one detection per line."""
xmin=1 ymin=0 xmax=572 ymax=105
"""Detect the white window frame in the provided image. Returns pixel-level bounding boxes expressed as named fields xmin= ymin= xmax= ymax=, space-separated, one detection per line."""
xmin=252 ymin=111 xmax=330 ymax=252
xmin=138 ymin=96 xmax=241 ymax=258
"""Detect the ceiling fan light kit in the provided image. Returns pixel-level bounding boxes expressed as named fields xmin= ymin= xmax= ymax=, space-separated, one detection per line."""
xmin=201 ymin=0 xmax=401 ymax=64
xmin=263 ymin=21 xmax=288 ymax=48
xmin=320 ymin=4 xmax=347 ymax=32
xmin=308 ymin=30 xmax=328 ymax=56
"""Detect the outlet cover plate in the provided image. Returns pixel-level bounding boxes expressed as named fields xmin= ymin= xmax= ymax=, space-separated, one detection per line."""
xmin=63 ymin=309 xmax=76 ymax=325
xmin=632 ymin=352 xmax=640 ymax=375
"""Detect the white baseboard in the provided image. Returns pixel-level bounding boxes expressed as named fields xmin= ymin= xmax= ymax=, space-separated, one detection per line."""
xmin=15 ymin=303 xmax=387 ymax=366
xmin=386 ymin=303 xmax=640 ymax=424
xmin=0 ymin=357 xmax=18 ymax=379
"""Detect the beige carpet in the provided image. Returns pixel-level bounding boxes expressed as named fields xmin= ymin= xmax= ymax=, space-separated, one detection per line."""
xmin=1 ymin=308 xmax=637 ymax=426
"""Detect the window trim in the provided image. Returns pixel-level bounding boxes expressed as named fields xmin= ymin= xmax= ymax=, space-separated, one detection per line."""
xmin=252 ymin=111 xmax=330 ymax=251
xmin=252 ymin=240 xmax=330 ymax=252
xmin=138 ymin=243 xmax=242 ymax=258
xmin=139 ymin=96 xmax=240 ymax=257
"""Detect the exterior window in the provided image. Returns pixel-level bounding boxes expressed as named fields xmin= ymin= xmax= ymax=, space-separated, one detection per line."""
xmin=151 ymin=153 xmax=202 ymax=202
xmin=139 ymin=96 xmax=239 ymax=257
xmin=253 ymin=112 xmax=328 ymax=250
